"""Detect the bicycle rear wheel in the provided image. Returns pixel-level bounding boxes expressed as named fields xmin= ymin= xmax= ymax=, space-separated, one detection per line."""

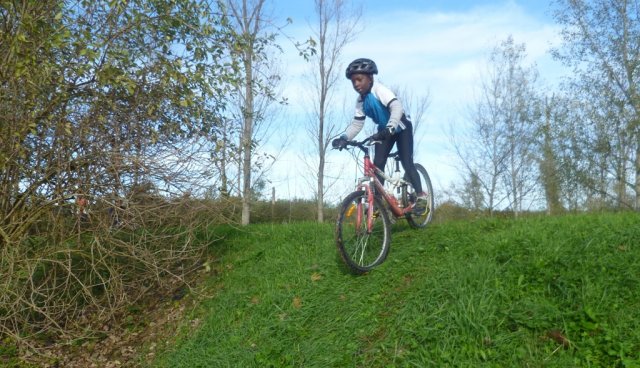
xmin=403 ymin=163 xmax=434 ymax=228
xmin=335 ymin=190 xmax=391 ymax=274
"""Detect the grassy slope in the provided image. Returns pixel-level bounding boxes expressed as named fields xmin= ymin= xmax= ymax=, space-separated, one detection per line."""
xmin=150 ymin=213 xmax=640 ymax=367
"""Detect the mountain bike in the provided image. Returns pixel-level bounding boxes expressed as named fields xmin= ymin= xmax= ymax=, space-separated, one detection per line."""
xmin=334 ymin=135 xmax=434 ymax=274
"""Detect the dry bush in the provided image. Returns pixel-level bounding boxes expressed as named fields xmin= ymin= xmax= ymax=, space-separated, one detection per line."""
xmin=0 ymin=194 xmax=227 ymax=359
xmin=0 ymin=137 xmax=235 ymax=363
xmin=0 ymin=1 xmax=242 ymax=362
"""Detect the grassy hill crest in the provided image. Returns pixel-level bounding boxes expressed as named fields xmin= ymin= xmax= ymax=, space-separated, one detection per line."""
xmin=100 ymin=212 xmax=639 ymax=367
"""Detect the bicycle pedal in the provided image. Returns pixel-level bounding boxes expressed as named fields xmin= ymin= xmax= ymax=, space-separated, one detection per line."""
xmin=413 ymin=205 xmax=430 ymax=217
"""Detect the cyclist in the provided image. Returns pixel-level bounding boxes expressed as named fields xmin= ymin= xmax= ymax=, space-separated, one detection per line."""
xmin=332 ymin=57 xmax=429 ymax=215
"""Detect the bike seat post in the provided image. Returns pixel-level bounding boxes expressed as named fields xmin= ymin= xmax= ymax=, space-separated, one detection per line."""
xmin=393 ymin=156 xmax=401 ymax=192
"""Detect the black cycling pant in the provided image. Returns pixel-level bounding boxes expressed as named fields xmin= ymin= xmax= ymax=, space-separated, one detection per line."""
xmin=373 ymin=120 xmax=423 ymax=194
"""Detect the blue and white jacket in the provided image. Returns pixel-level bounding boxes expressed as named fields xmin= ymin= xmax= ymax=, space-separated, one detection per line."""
xmin=343 ymin=82 xmax=408 ymax=140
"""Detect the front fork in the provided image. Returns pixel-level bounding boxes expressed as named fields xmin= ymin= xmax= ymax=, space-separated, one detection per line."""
xmin=355 ymin=178 xmax=376 ymax=234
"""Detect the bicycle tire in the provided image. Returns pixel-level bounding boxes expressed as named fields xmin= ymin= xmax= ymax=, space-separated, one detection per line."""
xmin=403 ymin=163 xmax=434 ymax=228
xmin=335 ymin=190 xmax=391 ymax=274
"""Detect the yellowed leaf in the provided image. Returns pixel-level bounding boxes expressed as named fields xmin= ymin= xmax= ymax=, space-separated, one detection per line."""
xmin=311 ymin=272 xmax=322 ymax=282
xmin=292 ymin=296 xmax=302 ymax=309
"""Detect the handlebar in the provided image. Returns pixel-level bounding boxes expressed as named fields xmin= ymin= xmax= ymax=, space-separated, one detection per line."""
xmin=345 ymin=136 xmax=372 ymax=147
xmin=334 ymin=134 xmax=381 ymax=154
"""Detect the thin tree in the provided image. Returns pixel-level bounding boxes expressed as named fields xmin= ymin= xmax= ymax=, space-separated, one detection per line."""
xmin=450 ymin=103 xmax=508 ymax=215
xmin=303 ymin=0 xmax=361 ymax=222
xmin=493 ymin=37 xmax=541 ymax=216
xmin=451 ymin=36 xmax=540 ymax=216
xmin=224 ymin=0 xmax=281 ymax=225
xmin=539 ymin=97 xmax=564 ymax=214
xmin=391 ymin=85 xmax=431 ymax=138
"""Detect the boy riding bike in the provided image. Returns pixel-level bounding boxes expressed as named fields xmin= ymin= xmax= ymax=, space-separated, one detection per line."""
xmin=332 ymin=58 xmax=429 ymax=215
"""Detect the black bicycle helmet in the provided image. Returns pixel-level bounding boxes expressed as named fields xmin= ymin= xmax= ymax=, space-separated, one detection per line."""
xmin=345 ymin=58 xmax=378 ymax=79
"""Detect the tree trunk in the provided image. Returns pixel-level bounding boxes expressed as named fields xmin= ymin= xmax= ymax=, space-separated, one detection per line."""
xmin=307 ymin=0 xmax=361 ymax=224
xmin=241 ymin=56 xmax=253 ymax=226
xmin=636 ymin=141 xmax=640 ymax=210
xmin=317 ymin=75 xmax=326 ymax=223
xmin=317 ymin=152 xmax=325 ymax=223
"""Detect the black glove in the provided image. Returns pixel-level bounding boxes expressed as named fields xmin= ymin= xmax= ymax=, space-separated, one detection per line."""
xmin=332 ymin=137 xmax=348 ymax=150
xmin=372 ymin=128 xmax=391 ymax=141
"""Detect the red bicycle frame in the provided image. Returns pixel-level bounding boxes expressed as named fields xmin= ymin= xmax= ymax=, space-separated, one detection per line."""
xmin=355 ymin=149 xmax=414 ymax=233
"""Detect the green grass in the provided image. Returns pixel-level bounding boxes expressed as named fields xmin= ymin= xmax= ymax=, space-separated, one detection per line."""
xmin=148 ymin=212 xmax=640 ymax=367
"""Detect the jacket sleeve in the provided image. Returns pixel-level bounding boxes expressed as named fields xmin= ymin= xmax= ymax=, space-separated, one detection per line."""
xmin=341 ymin=97 xmax=365 ymax=140
xmin=343 ymin=116 xmax=365 ymax=140
xmin=386 ymin=99 xmax=406 ymax=132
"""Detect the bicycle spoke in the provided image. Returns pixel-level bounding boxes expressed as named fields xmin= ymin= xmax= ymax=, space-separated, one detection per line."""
xmin=355 ymin=233 xmax=373 ymax=267
xmin=336 ymin=191 xmax=391 ymax=274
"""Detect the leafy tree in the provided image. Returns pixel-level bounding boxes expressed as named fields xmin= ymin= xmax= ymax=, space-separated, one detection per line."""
xmin=552 ymin=0 xmax=640 ymax=210
xmin=539 ymin=97 xmax=564 ymax=214
xmin=0 ymin=0 xmax=239 ymax=356
xmin=461 ymin=172 xmax=485 ymax=212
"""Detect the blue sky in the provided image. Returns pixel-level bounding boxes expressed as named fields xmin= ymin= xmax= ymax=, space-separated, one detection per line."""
xmin=262 ymin=0 xmax=567 ymax=203
xmin=274 ymin=0 xmax=555 ymax=21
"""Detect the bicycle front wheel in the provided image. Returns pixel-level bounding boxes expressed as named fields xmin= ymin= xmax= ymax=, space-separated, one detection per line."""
xmin=403 ymin=163 xmax=434 ymax=228
xmin=335 ymin=190 xmax=391 ymax=275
